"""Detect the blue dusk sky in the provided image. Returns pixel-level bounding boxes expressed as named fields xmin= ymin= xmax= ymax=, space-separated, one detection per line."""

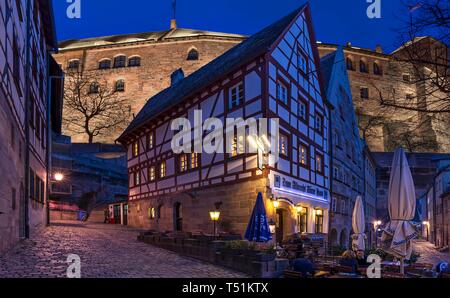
xmin=53 ymin=0 xmax=414 ymax=53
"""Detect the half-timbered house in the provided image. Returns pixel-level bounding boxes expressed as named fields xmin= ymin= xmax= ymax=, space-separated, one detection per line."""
xmin=118 ymin=4 xmax=331 ymax=242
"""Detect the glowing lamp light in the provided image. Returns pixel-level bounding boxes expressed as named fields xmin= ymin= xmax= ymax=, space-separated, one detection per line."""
xmin=268 ymin=219 xmax=276 ymax=234
xmin=272 ymin=199 xmax=280 ymax=209
xmin=422 ymin=221 xmax=429 ymax=226
xmin=209 ymin=211 xmax=221 ymax=222
xmin=54 ymin=173 xmax=64 ymax=182
xmin=296 ymin=206 xmax=304 ymax=214
xmin=315 ymin=209 xmax=323 ymax=216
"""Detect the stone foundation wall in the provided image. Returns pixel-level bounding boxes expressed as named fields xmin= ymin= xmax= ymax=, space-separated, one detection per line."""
xmin=127 ymin=178 xmax=271 ymax=236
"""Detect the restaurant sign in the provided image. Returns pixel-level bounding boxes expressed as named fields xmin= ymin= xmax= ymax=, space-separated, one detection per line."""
xmin=274 ymin=174 xmax=328 ymax=201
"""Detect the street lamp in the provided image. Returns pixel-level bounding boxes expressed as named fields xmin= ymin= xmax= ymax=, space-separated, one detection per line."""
xmin=54 ymin=172 xmax=64 ymax=182
xmin=268 ymin=219 xmax=276 ymax=234
xmin=209 ymin=211 xmax=220 ymax=239
xmin=272 ymin=198 xmax=280 ymax=209
xmin=295 ymin=205 xmax=304 ymax=214
xmin=422 ymin=221 xmax=430 ymax=242
xmin=373 ymin=220 xmax=382 ymax=248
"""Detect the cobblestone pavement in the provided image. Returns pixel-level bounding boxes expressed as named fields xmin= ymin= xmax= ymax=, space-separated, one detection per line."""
xmin=0 ymin=221 xmax=247 ymax=278
xmin=413 ymin=239 xmax=450 ymax=266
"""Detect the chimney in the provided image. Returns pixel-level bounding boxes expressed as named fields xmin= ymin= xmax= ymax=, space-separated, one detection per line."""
xmin=171 ymin=68 xmax=184 ymax=86
xmin=170 ymin=19 xmax=177 ymax=30
xmin=375 ymin=44 xmax=383 ymax=53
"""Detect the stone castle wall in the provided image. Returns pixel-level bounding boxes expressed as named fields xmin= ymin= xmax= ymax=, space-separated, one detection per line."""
xmin=54 ymin=38 xmax=243 ymax=143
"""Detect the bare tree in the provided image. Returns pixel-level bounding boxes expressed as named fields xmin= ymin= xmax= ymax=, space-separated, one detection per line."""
xmin=63 ymin=70 xmax=130 ymax=143
xmin=375 ymin=0 xmax=449 ymax=113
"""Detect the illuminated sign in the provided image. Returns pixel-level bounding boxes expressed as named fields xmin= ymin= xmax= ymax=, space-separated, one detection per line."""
xmin=273 ymin=174 xmax=329 ymax=201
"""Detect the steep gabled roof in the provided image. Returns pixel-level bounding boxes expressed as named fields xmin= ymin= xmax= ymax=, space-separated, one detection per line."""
xmin=319 ymin=51 xmax=337 ymax=93
xmin=118 ymin=4 xmax=307 ymax=142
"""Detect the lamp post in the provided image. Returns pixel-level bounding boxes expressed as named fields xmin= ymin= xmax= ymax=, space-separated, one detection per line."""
xmin=209 ymin=211 xmax=220 ymax=239
xmin=373 ymin=220 xmax=382 ymax=248
xmin=422 ymin=221 xmax=430 ymax=242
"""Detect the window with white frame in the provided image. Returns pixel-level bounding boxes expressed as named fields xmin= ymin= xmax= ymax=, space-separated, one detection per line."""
xmin=229 ymin=83 xmax=244 ymax=110
xmin=276 ymin=80 xmax=288 ymax=105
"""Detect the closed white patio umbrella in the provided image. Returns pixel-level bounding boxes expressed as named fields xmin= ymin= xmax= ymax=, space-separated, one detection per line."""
xmin=381 ymin=148 xmax=419 ymax=274
xmin=351 ymin=196 xmax=366 ymax=251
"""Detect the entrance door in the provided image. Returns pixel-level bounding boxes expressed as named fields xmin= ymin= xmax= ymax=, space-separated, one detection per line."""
xmin=123 ymin=204 xmax=128 ymax=226
xmin=174 ymin=203 xmax=182 ymax=231
xmin=113 ymin=205 xmax=121 ymax=224
xmin=276 ymin=209 xmax=284 ymax=244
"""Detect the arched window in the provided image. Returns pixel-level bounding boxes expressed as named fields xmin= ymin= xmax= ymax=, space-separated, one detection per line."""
xmin=98 ymin=59 xmax=111 ymax=70
xmin=115 ymin=80 xmax=125 ymax=92
xmin=373 ymin=62 xmax=382 ymax=75
xmin=187 ymin=49 xmax=199 ymax=61
xmin=113 ymin=55 xmax=126 ymax=68
xmin=128 ymin=56 xmax=141 ymax=67
xmin=88 ymin=82 xmax=99 ymax=94
xmin=346 ymin=57 xmax=354 ymax=71
xmin=359 ymin=59 xmax=368 ymax=73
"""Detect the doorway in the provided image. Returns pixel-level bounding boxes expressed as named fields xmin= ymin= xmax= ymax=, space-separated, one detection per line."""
xmin=122 ymin=204 xmax=128 ymax=226
xmin=276 ymin=209 xmax=285 ymax=244
xmin=174 ymin=202 xmax=182 ymax=231
xmin=113 ymin=205 xmax=121 ymax=224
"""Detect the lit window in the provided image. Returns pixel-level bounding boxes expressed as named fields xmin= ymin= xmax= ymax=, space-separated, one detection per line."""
xmin=298 ymin=207 xmax=308 ymax=233
xmin=148 ymin=166 xmax=156 ymax=181
xmin=134 ymin=171 xmax=141 ymax=186
xmin=146 ymin=133 xmax=154 ymax=150
xmin=115 ymin=80 xmax=125 ymax=92
xmin=276 ymin=80 xmax=288 ymax=105
xmin=316 ymin=153 xmax=324 ymax=174
xmin=180 ymin=154 xmax=188 ymax=172
xmin=231 ymin=135 xmax=238 ymax=157
xmin=132 ymin=142 xmax=139 ymax=157
xmin=191 ymin=153 xmax=199 ymax=169
xmin=114 ymin=55 xmax=126 ymax=68
xmin=299 ymin=144 xmax=308 ymax=166
xmin=99 ymin=59 xmax=111 ymax=69
xmin=128 ymin=56 xmax=141 ymax=67
xmin=160 ymin=161 xmax=166 ymax=178
xmin=298 ymin=100 xmax=307 ymax=121
xmin=187 ymin=49 xmax=199 ymax=61
xmin=229 ymin=83 xmax=244 ymax=110
xmin=315 ymin=209 xmax=324 ymax=233
xmin=279 ymin=134 xmax=289 ymax=157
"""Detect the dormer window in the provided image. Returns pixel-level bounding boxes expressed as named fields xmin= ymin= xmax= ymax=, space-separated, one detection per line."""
xmin=187 ymin=49 xmax=199 ymax=61
xmin=128 ymin=56 xmax=141 ymax=67
xmin=114 ymin=55 xmax=126 ymax=68
xmin=99 ymin=59 xmax=111 ymax=70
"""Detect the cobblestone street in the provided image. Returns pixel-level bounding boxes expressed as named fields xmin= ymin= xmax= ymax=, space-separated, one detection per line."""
xmin=413 ymin=239 xmax=450 ymax=266
xmin=0 ymin=221 xmax=247 ymax=278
